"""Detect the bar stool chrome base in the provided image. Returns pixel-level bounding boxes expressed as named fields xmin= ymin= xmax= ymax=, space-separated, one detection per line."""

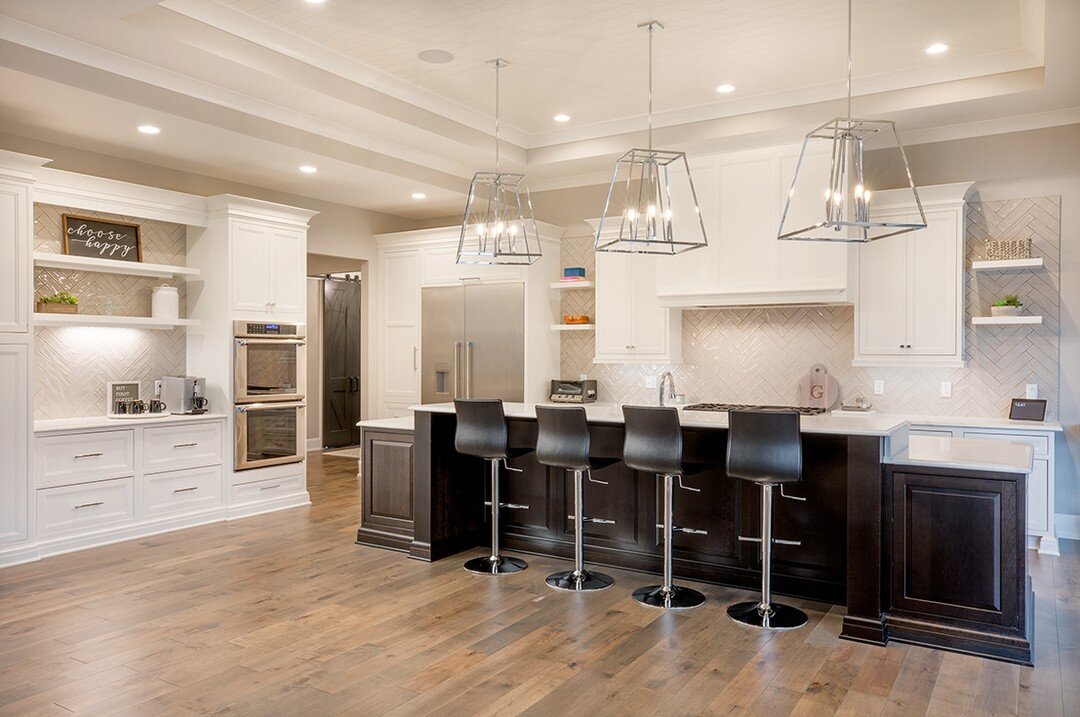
xmin=726 ymin=601 xmax=807 ymax=630
xmin=632 ymin=584 xmax=706 ymax=610
xmin=464 ymin=555 xmax=528 ymax=575
xmin=546 ymin=569 xmax=614 ymax=592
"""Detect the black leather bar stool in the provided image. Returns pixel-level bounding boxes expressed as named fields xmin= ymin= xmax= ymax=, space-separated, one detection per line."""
xmin=455 ymin=399 xmax=528 ymax=575
xmin=726 ymin=409 xmax=807 ymax=630
xmin=622 ymin=405 xmax=708 ymax=610
xmin=535 ymin=406 xmax=615 ymax=592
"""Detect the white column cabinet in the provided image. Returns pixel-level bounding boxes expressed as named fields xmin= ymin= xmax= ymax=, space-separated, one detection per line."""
xmin=378 ymin=250 xmax=420 ymax=415
xmin=268 ymin=227 xmax=305 ymax=314
xmin=0 ymin=343 xmax=29 ymax=548
xmin=229 ymin=221 xmax=306 ymax=317
xmin=594 ymin=251 xmax=681 ymax=364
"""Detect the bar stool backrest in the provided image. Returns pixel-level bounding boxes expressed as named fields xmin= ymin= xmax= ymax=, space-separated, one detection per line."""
xmin=622 ymin=405 xmax=683 ymax=476
xmin=454 ymin=399 xmax=508 ymax=459
xmin=726 ymin=410 xmax=802 ymax=485
xmin=535 ymin=406 xmax=590 ymax=470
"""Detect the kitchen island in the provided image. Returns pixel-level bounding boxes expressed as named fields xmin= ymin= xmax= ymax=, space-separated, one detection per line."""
xmin=362 ymin=403 xmax=1034 ymax=664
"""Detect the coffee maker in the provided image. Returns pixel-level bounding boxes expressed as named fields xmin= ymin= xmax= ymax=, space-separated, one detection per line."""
xmin=160 ymin=376 xmax=209 ymax=414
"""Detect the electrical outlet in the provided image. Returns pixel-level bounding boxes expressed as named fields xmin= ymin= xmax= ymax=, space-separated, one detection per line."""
xmin=154 ymin=379 xmax=162 ymax=397
xmin=873 ymin=379 xmax=885 ymax=396
xmin=940 ymin=381 xmax=952 ymax=398
xmin=644 ymin=376 xmax=658 ymax=389
xmin=1026 ymin=384 xmax=1038 ymax=399
xmin=579 ymin=373 xmax=588 ymax=381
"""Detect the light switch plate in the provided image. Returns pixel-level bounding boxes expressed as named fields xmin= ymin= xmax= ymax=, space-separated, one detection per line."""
xmin=154 ymin=379 xmax=162 ymax=397
xmin=940 ymin=382 xmax=952 ymax=398
xmin=644 ymin=376 xmax=658 ymax=389
xmin=580 ymin=373 xmax=588 ymax=381
xmin=873 ymin=379 xmax=885 ymax=396
xmin=1026 ymin=384 xmax=1038 ymax=399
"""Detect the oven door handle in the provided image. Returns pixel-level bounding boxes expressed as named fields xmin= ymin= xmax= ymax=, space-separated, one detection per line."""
xmin=235 ymin=401 xmax=306 ymax=413
xmin=235 ymin=338 xmax=307 ymax=347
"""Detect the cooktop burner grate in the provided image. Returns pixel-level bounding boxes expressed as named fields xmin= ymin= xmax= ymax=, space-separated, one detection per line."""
xmin=683 ymin=403 xmax=828 ymax=415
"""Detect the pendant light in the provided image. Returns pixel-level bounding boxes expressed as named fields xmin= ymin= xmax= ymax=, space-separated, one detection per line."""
xmin=595 ymin=21 xmax=707 ymax=255
xmin=777 ymin=0 xmax=925 ymax=243
xmin=456 ymin=58 xmax=542 ymax=265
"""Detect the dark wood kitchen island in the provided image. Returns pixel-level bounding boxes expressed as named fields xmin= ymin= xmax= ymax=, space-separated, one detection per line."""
xmin=359 ymin=403 xmax=1035 ymax=664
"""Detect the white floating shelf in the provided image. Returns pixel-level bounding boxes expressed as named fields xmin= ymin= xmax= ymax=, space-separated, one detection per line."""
xmin=550 ymin=281 xmax=594 ymax=290
xmin=971 ymin=315 xmax=1043 ymax=326
xmin=551 ymin=323 xmax=595 ymax=331
xmin=34 ymin=313 xmax=200 ymax=330
xmin=34 ymin=252 xmax=201 ymax=279
xmin=971 ymin=258 xmax=1044 ymax=271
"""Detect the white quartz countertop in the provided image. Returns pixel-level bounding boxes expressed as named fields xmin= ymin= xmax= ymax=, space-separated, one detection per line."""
xmin=411 ymin=402 xmax=910 ymax=437
xmin=887 ymin=434 xmax=1034 ymax=474
xmin=35 ymin=413 xmax=227 ymax=434
xmin=357 ymin=416 xmax=414 ymax=431
xmin=900 ymin=413 xmax=1062 ymax=432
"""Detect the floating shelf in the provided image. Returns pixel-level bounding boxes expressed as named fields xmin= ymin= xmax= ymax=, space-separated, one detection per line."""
xmin=971 ymin=316 xmax=1043 ymax=326
xmin=551 ymin=323 xmax=595 ymax=331
xmin=33 ymin=252 xmax=201 ymax=279
xmin=34 ymin=313 xmax=200 ymax=330
xmin=550 ymin=281 xmax=594 ymax=290
xmin=971 ymin=258 xmax=1044 ymax=271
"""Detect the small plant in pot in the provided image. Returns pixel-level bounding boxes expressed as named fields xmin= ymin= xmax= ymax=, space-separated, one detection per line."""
xmin=990 ymin=295 xmax=1023 ymax=317
xmin=36 ymin=291 xmax=79 ymax=314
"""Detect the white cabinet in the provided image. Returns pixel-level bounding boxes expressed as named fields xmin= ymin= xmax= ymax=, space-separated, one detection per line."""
xmin=379 ymin=250 xmax=420 ymax=414
xmin=854 ymin=183 xmax=971 ymax=367
xmin=0 ymin=343 xmax=28 ymax=547
xmin=594 ymin=252 xmax=681 ymax=364
xmin=230 ymin=221 xmax=306 ymax=316
xmin=0 ymin=176 xmax=30 ymax=333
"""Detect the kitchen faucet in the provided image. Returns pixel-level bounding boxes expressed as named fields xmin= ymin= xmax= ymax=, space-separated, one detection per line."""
xmin=658 ymin=371 xmax=676 ymax=407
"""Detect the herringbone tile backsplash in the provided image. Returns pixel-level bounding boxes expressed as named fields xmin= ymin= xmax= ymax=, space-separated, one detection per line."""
xmin=560 ymin=196 xmax=1060 ymax=420
xmin=33 ymin=204 xmax=187 ymax=419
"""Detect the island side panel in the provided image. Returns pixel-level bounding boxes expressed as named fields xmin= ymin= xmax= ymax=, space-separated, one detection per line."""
xmin=842 ymin=435 xmax=888 ymax=644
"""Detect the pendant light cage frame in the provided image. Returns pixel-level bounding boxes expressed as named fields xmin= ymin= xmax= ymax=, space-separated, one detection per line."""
xmin=594 ymin=20 xmax=708 ymax=255
xmin=457 ymin=58 xmax=542 ymax=266
xmin=777 ymin=0 xmax=926 ymax=244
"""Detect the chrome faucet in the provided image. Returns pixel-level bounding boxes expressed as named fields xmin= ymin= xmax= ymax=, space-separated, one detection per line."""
xmin=658 ymin=371 xmax=676 ymax=407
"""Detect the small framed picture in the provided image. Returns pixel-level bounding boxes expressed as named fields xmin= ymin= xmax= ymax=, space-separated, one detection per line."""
xmin=107 ymin=381 xmax=140 ymax=414
xmin=1009 ymin=398 xmax=1047 ymax=422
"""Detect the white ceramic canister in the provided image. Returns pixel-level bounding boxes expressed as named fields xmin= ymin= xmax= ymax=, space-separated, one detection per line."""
xmin=151 ymin=285 xmax=180 ymax=320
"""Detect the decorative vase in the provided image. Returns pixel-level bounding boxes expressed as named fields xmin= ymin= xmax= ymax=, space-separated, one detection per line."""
xmin=990 ymin=305 xmax=1022 ymax=317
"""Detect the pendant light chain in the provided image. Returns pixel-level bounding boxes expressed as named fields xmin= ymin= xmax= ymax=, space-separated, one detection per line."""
xmin=846 ymin=0 xmax=852 ymax=118
xmin=647 ymin=23 xmax=654 ymax=152
xmin=493 ymin=59 xmax=501 ymax=173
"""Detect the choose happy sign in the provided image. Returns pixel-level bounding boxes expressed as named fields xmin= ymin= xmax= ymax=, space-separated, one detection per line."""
xmin=62 ymin=214 xmax=143 ymax=262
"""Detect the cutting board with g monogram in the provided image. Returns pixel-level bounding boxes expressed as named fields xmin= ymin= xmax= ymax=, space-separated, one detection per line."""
xmin=797 ymin=364 xmax=840 ymax=410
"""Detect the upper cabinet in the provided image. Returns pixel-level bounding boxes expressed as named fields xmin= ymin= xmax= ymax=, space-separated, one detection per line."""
xmin=0 ymin=152 xmax=47 ymax=334
xmin=594 ymin=251 xmax=681 ymax=364
xmin=854 ymin=183 xmax=973 ymax=367
xmin=655 ymin=146 xmax=855 ymax=307
xmin=230 ymin=220 xmax=306 ymax=316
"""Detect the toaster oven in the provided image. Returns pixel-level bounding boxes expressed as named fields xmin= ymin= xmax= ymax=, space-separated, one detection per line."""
xmin=549 ymin=380 xmax=597 ymax=404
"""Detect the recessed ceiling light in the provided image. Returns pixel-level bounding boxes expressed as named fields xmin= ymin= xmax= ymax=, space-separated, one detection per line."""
xmin=136 ymin=124 xmax=161 ymax=135
xmin=418 ymin=49 xmax=454 ymax=64
xmin=411 ymin=192 xmax=426 ymax=200
xmin=716 ymin=83 xmax=736 ymax=94
xmin=304 ymin=0 xmax=326 ymax=4
xmin=925 ymin=43 xmax=949 ymax=55
xmin=299 ymin=165 xmax=318 ymax=174
xmin=553 ymin=114 xmax=571 ymax=123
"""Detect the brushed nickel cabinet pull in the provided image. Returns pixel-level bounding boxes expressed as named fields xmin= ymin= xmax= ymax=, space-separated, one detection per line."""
xmin=259 ymin=484 xmax=282 ymax=491
xmin=74 ymin=501 xmax=104 ymax=509
xmin=173 ymin=486 xmax=199 ymax=493
xmin=173 ymin=442 xmax=198 ymax=448
xmin=74 ymin=452 xmax=103 ymax=459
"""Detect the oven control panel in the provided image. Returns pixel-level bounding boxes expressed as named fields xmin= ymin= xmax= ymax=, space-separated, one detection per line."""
xmin=233 ymin=320 xmax=305 ymax=338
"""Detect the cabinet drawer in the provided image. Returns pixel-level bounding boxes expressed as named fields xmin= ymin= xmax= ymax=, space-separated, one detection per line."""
xmin=35 ymin=430 xmax=135 ymax=487
xmin=144 ymin=465 xmax=223 ymax=517
xmin=909 ymin=428 xmax=955 ymax=438
xmin=960 ymin=431 xmax=1050 ymax=456
xmin=230 ymin=473 xmax=306 ymax=504
xmin=37 ymin=478 xmax=134 ymax=536
xmin=144 ymin=422 xmax=223 ymax=474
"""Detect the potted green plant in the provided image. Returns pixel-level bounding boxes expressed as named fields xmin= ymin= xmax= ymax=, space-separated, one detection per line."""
xmin=36 ymin=290 xmax=79 ymax=315
xmin=990 ymin=295 xmax=1023 ymax=318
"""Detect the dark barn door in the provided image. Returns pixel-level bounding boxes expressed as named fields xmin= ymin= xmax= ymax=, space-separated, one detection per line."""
xmin=323 ymin=278 xmax=362 ymax=448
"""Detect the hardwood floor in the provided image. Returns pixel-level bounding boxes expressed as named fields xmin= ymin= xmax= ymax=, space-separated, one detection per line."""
xmin=1 ymin=453 xmax=1077 ymax=716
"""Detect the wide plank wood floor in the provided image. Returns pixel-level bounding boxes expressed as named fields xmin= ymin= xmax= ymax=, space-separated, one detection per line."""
xmin=1 ymin=452 xmax=1077 ymax=716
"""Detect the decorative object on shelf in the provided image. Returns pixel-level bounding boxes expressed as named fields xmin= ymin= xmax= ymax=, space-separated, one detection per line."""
xmin=777 ymin=0 xmax=925 ymax=243
xmin=594 ymin=20 xmax=707 ymax=255
xmin=990 ymin=295 xmax=1023 ymax=317
xmin=563 ymin=314 xmax=591 ymax=325
xmin=151 ymin=284 xmax=180 ymax=320
xmin=562 ymin=267 xmax=586 ymax=281
xmin=35 ymin=290 xmax=79 ymax=314
xmin=107 ymin=380 xmax=140 ymax=416
xmin=986 ymin=238 xmax=1032 ymax=261
xmin=456 ymin=58 xmax=542 ymax=266
xmin=62 ymin=214 xmax=143 ymax=262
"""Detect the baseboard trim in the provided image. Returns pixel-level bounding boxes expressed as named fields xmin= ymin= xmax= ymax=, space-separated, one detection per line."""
xmin=226 ymin=492 xmax=311 ymax=520
xmin=34 ymin=507 xmax=229 ymax=561
xmin=306 ymin=437 xmax=323 ymax=452
xmin=0 ymin=542 xmax=41 ymax=569
xmin=1056 ymin=513 xmax=1080 ymax=541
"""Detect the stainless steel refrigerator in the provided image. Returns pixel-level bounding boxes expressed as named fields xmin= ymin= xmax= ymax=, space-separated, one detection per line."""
xmin=421 ymin=283 xmax=525 ymax=403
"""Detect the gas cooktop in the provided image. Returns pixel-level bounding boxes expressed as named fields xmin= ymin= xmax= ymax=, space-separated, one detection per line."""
xmin=683 ymin=403 xmax=828 ymax=415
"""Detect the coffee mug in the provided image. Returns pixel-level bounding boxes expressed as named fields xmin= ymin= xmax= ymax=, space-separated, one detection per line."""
xmin=150 ymin=399 xmax=167 ymax=414
xmin=129 ymin=400 xmax=148 ymax=415
xmin=113 ymin=400 xmax=129 ymax=415
xmin=192 ymin=396 xmax=209 ymax=411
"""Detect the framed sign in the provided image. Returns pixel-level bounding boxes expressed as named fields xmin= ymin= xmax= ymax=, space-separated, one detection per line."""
xmin=107 ymin=381 xmax=141 ymax=414
xmin=1009 ymin=398 xmax=1047 ymax=422
xmin=62 ymin=214 xmax=143 ymax=262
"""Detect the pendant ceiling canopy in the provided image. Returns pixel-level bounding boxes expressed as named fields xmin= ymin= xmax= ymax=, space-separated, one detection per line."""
xmin=595 ymin=21 xmax=707 ymax=255
xmin=456 ymin=58 xmax=542 ymax=266
xmin=777 ymin=0 xmax=926 ymax=243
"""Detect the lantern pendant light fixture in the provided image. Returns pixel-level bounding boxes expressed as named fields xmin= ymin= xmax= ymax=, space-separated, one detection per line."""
xmin=595 ymin=21 xmax=707 ymax=255
xmin=456 ymin=58 xmax=542 ymax=265
xmin=777 ymin=0 xmax=926 ymax=243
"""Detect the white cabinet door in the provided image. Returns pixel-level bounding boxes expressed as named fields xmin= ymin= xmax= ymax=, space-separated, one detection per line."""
xmin=630 ymin=254 xmax=669 ymax=357
xmin=777 ymin=152 xmax=850 ymax=289
xmin=231 ymin=221 xmax=272 ymax=312
xmin=908 ymin=210 xmax=958 ymax=355
xmin=1028 ymin=458 xmax=1050 ymax=533
xmin=422 ymin=245 xmax=523 ymax=285
xmin=0 ymin=343 xmax=28 ymax=544
xmin=268 ymin=227 xmax=305 ymax=315
xmin=857 ymin=231 xmax=910 ymax=355
xmin=655 ymin=165 xmax=720 ymax=294
xmin=381 ymin=251 xmax=419 ymax=404
xmin=717 ymin=159 xmax=777 ymax=289
xmin=0 ymin=179 xmax=29 ymax=333
xmin=594 ymin=252 xmax=635 ymax=357
xmin=596 ymin=252 xmax=679 ymax=362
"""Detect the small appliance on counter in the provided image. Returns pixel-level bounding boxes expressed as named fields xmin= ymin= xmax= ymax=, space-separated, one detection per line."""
xmin=550 ymin=380 xmax=597 ymax=404
xmin=161 ymin=376 xmax=210 ymax=414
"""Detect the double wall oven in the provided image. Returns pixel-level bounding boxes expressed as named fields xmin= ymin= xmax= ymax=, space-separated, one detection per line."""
xmin=233 ymin=320 xmax=306 ymax=471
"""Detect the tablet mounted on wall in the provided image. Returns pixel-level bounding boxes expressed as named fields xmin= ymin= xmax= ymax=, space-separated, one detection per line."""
xmin=1009 ymin=398 xmax=1047 ymax=421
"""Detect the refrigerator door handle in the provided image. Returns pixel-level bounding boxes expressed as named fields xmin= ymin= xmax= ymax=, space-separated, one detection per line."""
xmin=453 ymin=341 xmax=462 ymax=398
xmin=465 ymin=340 xmax=474 ymax=399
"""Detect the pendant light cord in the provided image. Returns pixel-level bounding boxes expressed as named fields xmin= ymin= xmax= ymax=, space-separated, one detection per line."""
xmin=846 ymin=0 xmax=852 ymax=118
xmin=647 ymin=23 xmax=653 ymax=151
xmin=494 ymin=59 xmax=501 ymax=173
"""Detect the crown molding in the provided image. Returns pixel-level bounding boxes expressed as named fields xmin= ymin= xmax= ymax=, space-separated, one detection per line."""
xmin=204 ymin=194 xmax=318 ymax=227
xmin=0 ymin=150 xmax=52 ymax=183
xmin=33 ymin=167 xmax=209 ymax=226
